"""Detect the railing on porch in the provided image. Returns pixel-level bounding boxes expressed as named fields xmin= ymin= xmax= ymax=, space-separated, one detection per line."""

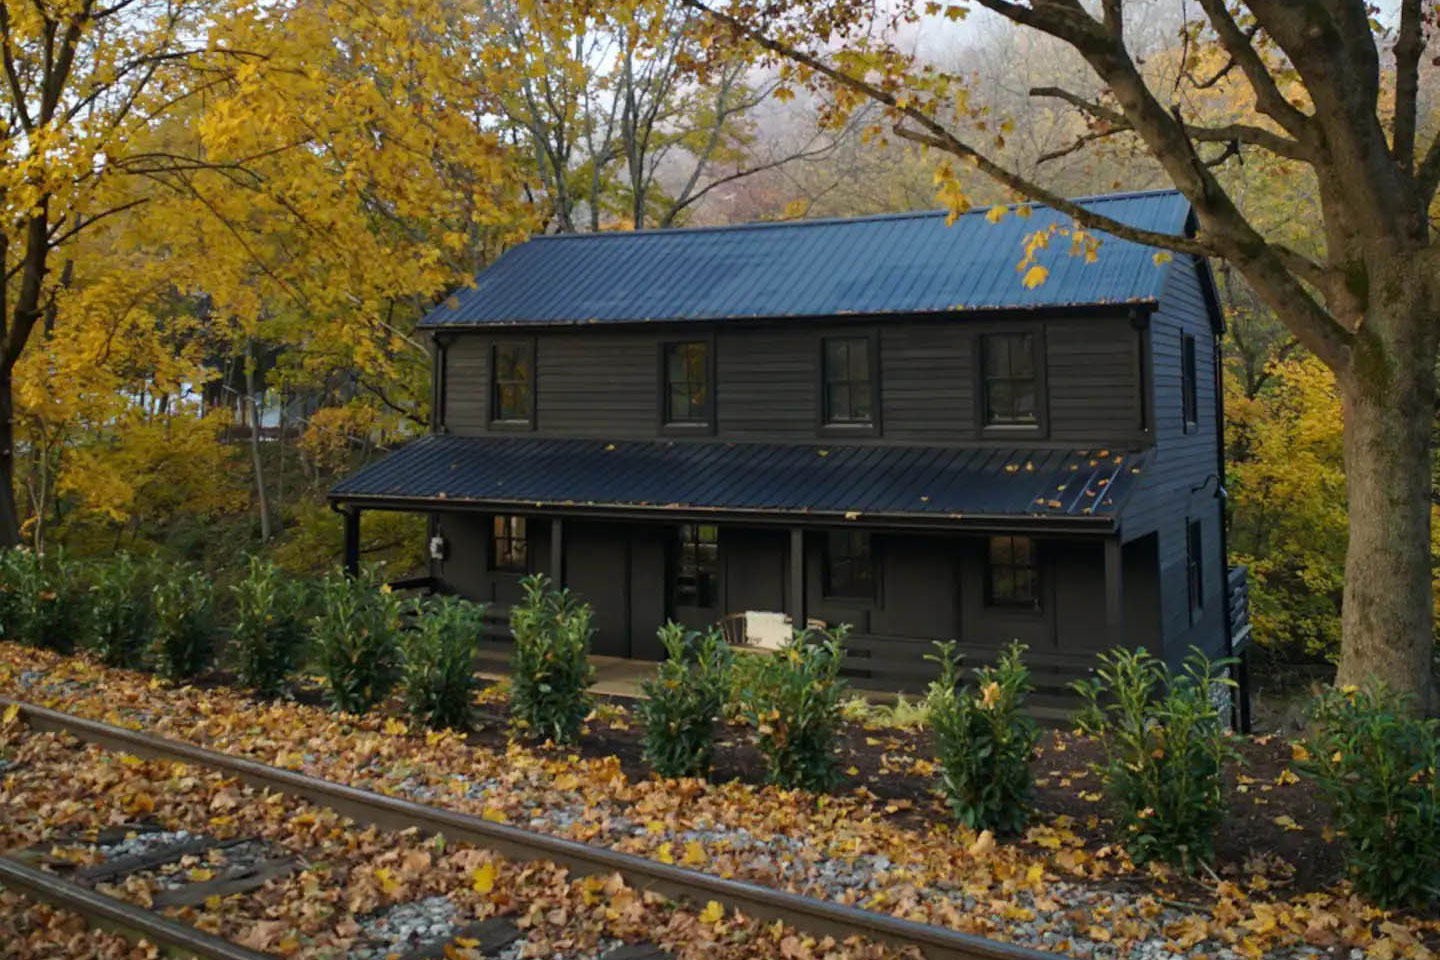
xmin=1227 ymin=564 xmax=1252 ymax=653
xmin=386 ymin=576 xmax=515 ymax=642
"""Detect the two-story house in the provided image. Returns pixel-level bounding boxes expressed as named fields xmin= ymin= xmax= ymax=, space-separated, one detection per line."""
xmin=329 ymin=189 xmax=1248 ymax=714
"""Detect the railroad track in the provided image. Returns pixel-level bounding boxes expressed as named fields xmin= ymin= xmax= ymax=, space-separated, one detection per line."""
xmin=0 ymin=697 xmax=1057 ymax=960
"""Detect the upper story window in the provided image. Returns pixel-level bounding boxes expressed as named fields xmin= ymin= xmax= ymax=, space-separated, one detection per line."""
xmin=1181 ymin=333 xmax=1199 ymax=431
xmin=824 ymin=530 xmax=876 ymax=601
xmin=492 ymin=515 xmax=528 ymax=572
xmin=1186 ymin=518 xmax=1204 ymax=622
xmin=986 ymin=535 xmax=1039 ymax=609
xmin=822 ymin=336 xmax=875 ymax=427
xmin=663 ymin=341 xmax=712 ymax=427
xmin=675 ymin=523 xmax=719 ymax=608
xmin=981 ymin=333 xmax=1041 ymax=428
xmin=491 ymin=340 xmax=534 ymax=425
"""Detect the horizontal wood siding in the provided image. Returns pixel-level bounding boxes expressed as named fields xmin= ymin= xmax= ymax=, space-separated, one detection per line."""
xmin=1121 ymin=258 xmax=1228 ymax=664
xmin=441 ymin=316 xmax=1144 ymax=446
xmin=1046 ymin=317 xmax=1144 ymax=443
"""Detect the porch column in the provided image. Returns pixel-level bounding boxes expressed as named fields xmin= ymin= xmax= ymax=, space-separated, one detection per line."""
xmin=549 ymin=518 xmax=564 ymax=585
xmin=342 ymin=507 xmax=361 ymax=577
xmin=788 ymin=527 xmax=805 ymax=634
xmin=1104 ymin=536 xmax=1125 ymax=647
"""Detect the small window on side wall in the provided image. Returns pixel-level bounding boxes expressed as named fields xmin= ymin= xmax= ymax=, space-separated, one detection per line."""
xmin=1186 ymin=519 xmax=1204 ymax=621
xmin=492 ymin=516 xmax=528 ymax=572
xmin=822 ymin=336 xmax=875 ymax=427
xmin=663 ymin=341 xmax=711 ymax=427
xmin=981 ymin=333 xmax=1041 ymax=428
xmin=824 ymin=530 xmax=876 ymax=601
xmin=491 ymin=341 xmax=534 ymax=425
xmin=986 ymin=535 xmax=1039 ymax=609
xmin=1181 ymin=334 xmax=1199 ymax=431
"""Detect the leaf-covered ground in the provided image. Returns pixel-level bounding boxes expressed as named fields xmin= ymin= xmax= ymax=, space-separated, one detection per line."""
xmin=0 ymin=642 xmax=1434 ymax=960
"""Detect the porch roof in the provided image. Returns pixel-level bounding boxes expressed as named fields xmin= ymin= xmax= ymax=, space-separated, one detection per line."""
xmin=329 ymin=435 xmax=1146 ymax=529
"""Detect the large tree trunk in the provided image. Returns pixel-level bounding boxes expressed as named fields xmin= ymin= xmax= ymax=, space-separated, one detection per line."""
xmin=0 ymin=372 xmax=18 ymax=547
xmin=1332 ymin=254 xmax=1439 ymax=711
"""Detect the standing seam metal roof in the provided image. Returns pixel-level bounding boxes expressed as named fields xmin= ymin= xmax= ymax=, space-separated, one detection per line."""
xmin=329 ymin=435 xmax=1146 ymax=524
xmin=421 ymin=189 xmax=1193 ymax=327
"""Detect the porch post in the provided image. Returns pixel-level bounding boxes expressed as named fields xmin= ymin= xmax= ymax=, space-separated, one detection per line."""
xmin=549 ymin=517 xmax=564 ymax=585
xmin=788 ymin=527 xmax=805 ymax=634
xmin=342 ymin=507 xmax=361 ymax=577
xmin=1104 ymin=536 xmax=1124 ymax=647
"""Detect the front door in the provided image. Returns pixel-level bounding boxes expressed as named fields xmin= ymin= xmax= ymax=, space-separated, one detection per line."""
xmin=670 ymin=522 xmax=721 ymax=632
xmin=564 ymin=523 xmax=631 ymax=657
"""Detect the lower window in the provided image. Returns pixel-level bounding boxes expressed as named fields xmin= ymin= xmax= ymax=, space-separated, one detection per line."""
xmin=824 ymin=530 xmax=876 ymax=600
xmin=986 ymin=535 xmax=1039 ymax=608
xmin=1187 ymin=519 xmax=1204 ymax=621
xmin=492 ymin=516 xmax=528 ymax=572
xmin=675 ymin=523 xmax=719 ymax=608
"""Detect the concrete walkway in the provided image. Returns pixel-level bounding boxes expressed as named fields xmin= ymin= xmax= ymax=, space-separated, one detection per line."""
xmin=476 ymin=648 xmax=655 ymax=699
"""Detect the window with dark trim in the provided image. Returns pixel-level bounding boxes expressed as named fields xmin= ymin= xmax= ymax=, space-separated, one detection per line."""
xmin=663 ymin=341 xmax=711 ymax=426
xmin=492 ymin=516 xmax=528 ymax=572
xmin=675 ymin=523 xmax=719 ymax=608
xmin=1187 ymin=519 xmax=1204 ymax=621
xmin=981 ymin=333 xmax=1040 ymax=427
xmin=985 ymin=535 xmax=1039 ymax=608
xmin=491 ymin=341 xmax=534 ymax=424
xmin=824 ymin=530 xmax=876 ymax=600
xmin=822 ymin=337 xmax=875 ymax=426
xmin=1181 ymin=334 xmax=1199 ymax=431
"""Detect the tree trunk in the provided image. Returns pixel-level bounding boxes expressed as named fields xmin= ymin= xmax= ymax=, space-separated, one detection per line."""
xmin=1333 ymin=255 xmax=1439 ymax=712
xmin=0 ymin=371 xmax=18 ymax=547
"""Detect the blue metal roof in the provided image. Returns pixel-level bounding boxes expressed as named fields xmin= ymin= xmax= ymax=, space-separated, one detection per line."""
xmin=330 ymin=435 xmax=1146 ymax=527
xmin=421 ymin=189 xmax=1193 ymax=327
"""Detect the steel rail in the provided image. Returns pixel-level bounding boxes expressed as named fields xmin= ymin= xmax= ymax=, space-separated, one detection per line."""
xmin=0 ymin=855 xmax=274 ymax=960
xmin=3 ymin=697 xmax=1060 ymax=960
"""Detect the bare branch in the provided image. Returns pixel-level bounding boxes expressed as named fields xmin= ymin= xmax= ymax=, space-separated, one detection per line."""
xmin=1192 ymin=0 xmax=1311 ymax=141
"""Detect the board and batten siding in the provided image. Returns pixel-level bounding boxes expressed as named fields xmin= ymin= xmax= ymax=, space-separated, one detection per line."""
xmin=1121 ymin=256 xmax=1228 ymax=663
xmin=441 ymin=316 xmax=1146 ymax=447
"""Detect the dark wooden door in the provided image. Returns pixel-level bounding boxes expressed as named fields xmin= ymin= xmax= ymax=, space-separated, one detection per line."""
xmin=564 ymin=523 xmax=631 ymax=657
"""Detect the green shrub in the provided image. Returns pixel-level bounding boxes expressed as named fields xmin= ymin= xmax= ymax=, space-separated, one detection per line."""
xmin=740 ymin=627 xmax=848 ymax=792
xmin=0 ymin=549 xmax=85 ymax=652
xmin=1296 ymin=685 xmax=1439 ymax=908
xmin=639 ymin=622 xmax=734 ymax=778
xmin=1072 ymin=647 xmax=1235 ymax=871
xmin=311 ymin=569 xmax=404 ymax=714
xmin=84 ymin=554 xmax=153 ymax=668
xmin=150 ymin=562 xmax=215 ymax=681
xmin=401 ymin=595 xmax=484 ymax=731
xmin=231 ymin=556 xmax=310 ymax=697
xmin=508 ymin=573 xmax=595 ymax=744
xmin=927 ymin=640 xmax=1037 ymax=836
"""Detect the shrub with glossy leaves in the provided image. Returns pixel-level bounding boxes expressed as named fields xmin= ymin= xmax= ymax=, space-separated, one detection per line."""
xmin=84 ymin=553 xmax=153 ymax=668
xmin=402 ymin=595 xmax=484 ymax=731
xmin=150 ymin=562 xmax=215 ymax=681
xmin=508 ymin=574 xmax=595 ymax=744
xmin=740 ymin=627 xmax=849 ymax=792
xmin=1297 ymin=685 xmax=1439 ymax=909
xmin=231 ymin=556 xmax=310 ymax=697
xmin=926 ymin=640 xmax=1037 ymax=836
xmin=0 ymin=548 xmax=85 ymax=652
xmin=639 ymin=622 xmax=734 ymax=779
xmin=311 ymin=569 xmax=404 ymax=714
xmin=1072 ymin=647 xmax=1235 ymax=871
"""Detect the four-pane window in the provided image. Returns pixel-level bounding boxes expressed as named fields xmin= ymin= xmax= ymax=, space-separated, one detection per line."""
xmin=664 ymin=341 xmax=711 ymax=425
xmin=822 ymin=337 xmax=874 ymax=425
xmin=986 ymin=535 xmax=1039 ymax=608
xmin=981 ymin=333 xmax=1040 ymax=427
xmin=675 ymin=523 xmax=719 ymax=608
xmin=492 ymin=516 xmax=528 ymax=572
xmin=491 ymin=341 xmax=534 ymax=423
xmin=824 ymin=530 xmax=876 ymax=600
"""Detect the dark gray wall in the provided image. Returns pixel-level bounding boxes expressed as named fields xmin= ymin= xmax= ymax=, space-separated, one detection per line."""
xmin=441 ymin=315 xmax=1147 ymax=447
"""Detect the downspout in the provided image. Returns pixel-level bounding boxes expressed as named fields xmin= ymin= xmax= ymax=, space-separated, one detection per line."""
xmin=1213 ymin=327 xmax=1247 ymax=731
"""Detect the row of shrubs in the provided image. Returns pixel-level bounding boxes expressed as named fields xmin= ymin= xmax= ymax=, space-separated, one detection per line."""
xmin=2 ymin=551 xmax=1434 ymax=908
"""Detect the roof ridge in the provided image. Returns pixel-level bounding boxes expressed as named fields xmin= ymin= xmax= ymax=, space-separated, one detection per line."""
xmin=525 ymin=188 xmax=1184 ymax=242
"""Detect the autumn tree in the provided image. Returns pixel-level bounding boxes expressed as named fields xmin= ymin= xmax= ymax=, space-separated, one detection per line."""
xmin=680 ymin=1 xmax=1440 ymax=706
